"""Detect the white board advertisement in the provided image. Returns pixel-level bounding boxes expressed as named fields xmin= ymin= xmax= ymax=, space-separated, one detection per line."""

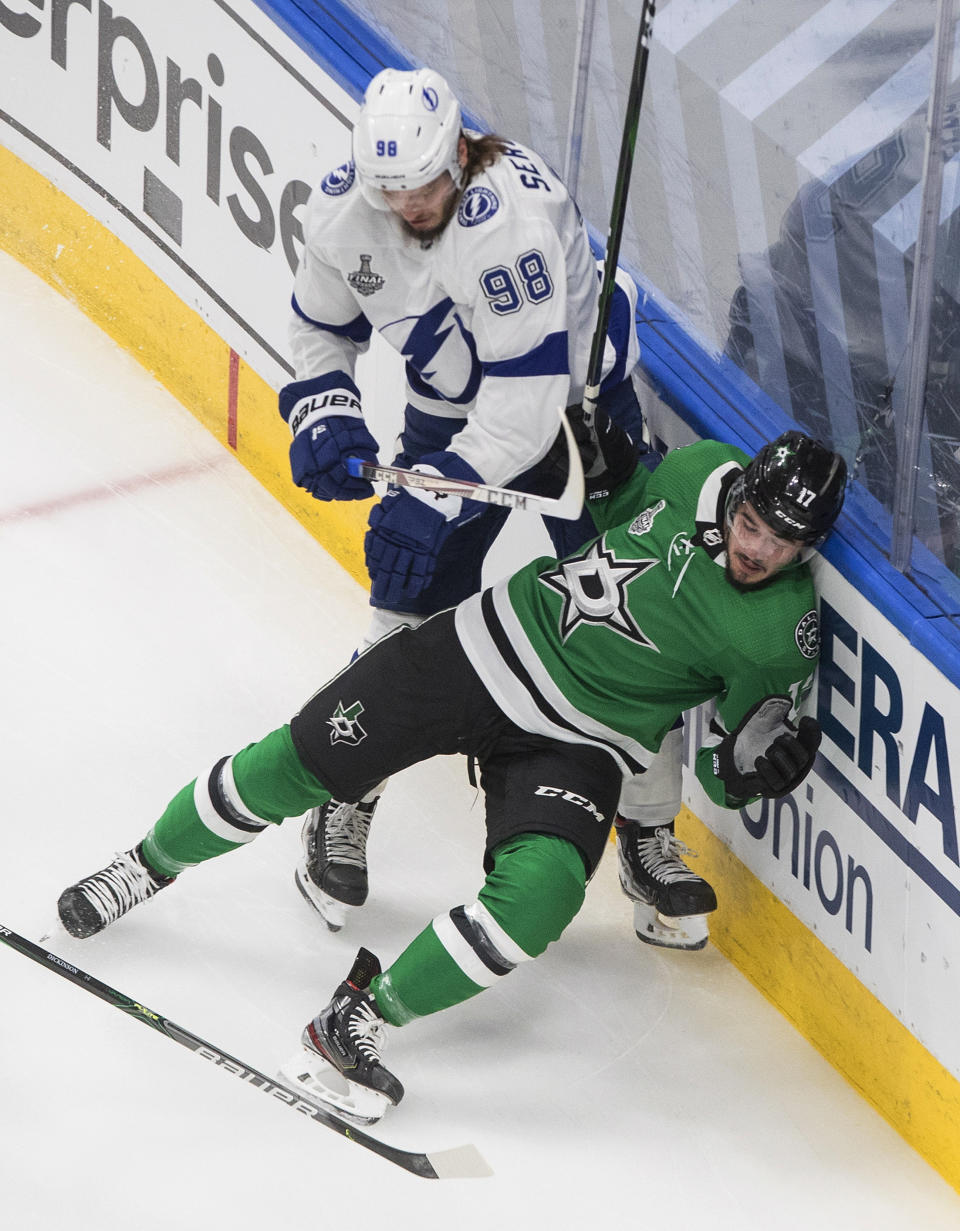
xmin=0 ymin=0 xmax=356 ymax=388
xmin=685 ymin=555 xmax=960 ymax=1080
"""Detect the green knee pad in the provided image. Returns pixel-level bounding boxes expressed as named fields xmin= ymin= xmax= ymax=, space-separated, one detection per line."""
xmin=479 ymin=833 xmax=587 ymax=956
xmin=229 ymin=725 xmax=331 ymax=822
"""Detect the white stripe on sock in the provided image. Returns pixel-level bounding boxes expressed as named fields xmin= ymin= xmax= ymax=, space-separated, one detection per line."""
xmin=193 ymin=762 xmax=261 ymax=844
xmin=431 ymin=912 xmax=500 ymax=989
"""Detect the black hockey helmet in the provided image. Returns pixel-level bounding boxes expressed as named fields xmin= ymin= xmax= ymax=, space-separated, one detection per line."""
xmin=727 ymin=431 xmax=847 ymax=547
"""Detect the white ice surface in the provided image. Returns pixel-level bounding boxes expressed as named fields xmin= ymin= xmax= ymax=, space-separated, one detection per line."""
xmin=1 ymin=250 xmax=958 ymax=1229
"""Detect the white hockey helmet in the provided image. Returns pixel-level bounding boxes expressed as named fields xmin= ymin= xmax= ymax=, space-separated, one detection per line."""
xmin=353 ymin=67 xmax=463 ymax=209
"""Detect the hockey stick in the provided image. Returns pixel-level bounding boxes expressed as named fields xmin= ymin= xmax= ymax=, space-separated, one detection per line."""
xmin=347 ymin=404 xmax=585 ymax=519
xmin=582 ymin=0 xmax=656 ymax=424
xmin=0 ymin=923 xmax=491 ymax=1181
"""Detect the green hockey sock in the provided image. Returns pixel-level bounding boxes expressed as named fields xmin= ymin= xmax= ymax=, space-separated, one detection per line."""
xmin=144 ymin=725 xmax=331 ymax=877
xmin=143 ymin=781 xmax=240 ymax=876
xmin=372 ymin=833 xmax=586 ymax=1026
xmin=373 ymin=921 xmax=476 ymax=1025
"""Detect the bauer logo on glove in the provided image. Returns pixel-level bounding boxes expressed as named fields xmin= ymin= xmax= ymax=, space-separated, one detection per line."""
xmin=289 ymin=390 xmax=362 ymax=435
xmin=278 ymin=371 xmax=378 ymax=503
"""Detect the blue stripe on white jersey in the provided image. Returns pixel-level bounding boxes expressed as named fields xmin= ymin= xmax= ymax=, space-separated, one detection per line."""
xmin=483 ymin=331 xmax=569 ymax=379
xmin=291 ymin=294 xmax=373 ymax=344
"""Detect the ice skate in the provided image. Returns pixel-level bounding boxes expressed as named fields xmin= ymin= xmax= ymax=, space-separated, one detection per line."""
xmin=615 ymin=819 xmax=717 ymax=951
xmin=294 ymin=796 xmax=378 ymax=931
xmin=277 ymin=947 xmax=403 ymax=1125
xmin=57 ymin=843 xmax=176 ymax=938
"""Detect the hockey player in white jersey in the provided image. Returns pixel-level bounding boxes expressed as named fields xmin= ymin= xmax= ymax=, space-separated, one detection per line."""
xmin=283 ymin=66 xmax=645 ymax=619
xmin=283 ymin=66 xmax=706 ymax=942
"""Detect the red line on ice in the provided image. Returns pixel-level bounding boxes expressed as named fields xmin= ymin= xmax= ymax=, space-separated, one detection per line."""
xmin=0 ymin=457 xmax=230 ymax=525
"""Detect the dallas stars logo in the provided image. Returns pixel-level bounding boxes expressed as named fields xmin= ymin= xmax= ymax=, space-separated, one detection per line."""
xmin=327 ymin=700 xmax=367 ymax=746
xmin=539 ymin=539 xmax=659 ymax=647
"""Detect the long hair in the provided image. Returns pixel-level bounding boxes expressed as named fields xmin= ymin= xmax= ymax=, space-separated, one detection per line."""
xmin=462 ymin=132 xmax=510 ymax=183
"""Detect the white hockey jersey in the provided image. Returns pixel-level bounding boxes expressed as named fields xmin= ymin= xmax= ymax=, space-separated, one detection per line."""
xmin=289 ymin=137 xmax=640 ymax=486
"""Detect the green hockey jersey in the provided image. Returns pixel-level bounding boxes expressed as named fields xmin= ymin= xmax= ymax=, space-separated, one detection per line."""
xmin=454 ymin=439 xmax=821 ymax=808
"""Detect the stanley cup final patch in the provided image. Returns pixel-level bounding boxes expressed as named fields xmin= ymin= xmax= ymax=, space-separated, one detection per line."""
xmin=347 ymin=255 xmax=385 ymax=296
xmin=327 ymin=700 xmax=367 ymax=746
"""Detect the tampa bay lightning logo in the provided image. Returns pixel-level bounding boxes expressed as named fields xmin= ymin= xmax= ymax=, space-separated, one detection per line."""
xmin=422 ymin=86 xmax=439 ymax=111
xmin=321 ymin=162 xmax=356 ymax=196
xmin=458 ymin=186 xmax=499 ymax=227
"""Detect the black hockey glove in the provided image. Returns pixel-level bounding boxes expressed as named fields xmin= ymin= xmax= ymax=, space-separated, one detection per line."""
xmin=571 ymin=405 xmax=640 ymax=496
xmin=534 ymin=405 xmax=640 ymax=499
xmin=714 ymin=696 xmax=821 ymax=802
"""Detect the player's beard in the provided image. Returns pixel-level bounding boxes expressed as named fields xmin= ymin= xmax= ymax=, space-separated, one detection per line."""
xmin=724 ymin=558 xmax=776 ymax=592
xmin=724 ymin=547 xmax=801 ymax=591
xmin=398 ymin=188 xmax=461 ymax=243
xmin=723 ymin=537 xmax=780 ymax=591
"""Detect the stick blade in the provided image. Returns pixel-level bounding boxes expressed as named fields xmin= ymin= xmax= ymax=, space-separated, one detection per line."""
xmin=551 ymin=407 xmax=585 ymax=519
xmin=427 ymin=1143 xmax=494 ymax=1179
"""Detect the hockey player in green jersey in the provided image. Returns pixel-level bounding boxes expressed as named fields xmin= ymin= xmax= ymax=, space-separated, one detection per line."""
xmin=57 ymin=430 xmax=846 ymax=1125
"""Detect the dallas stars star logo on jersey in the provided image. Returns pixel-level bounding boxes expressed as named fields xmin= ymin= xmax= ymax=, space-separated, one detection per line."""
xmin=539 ymin=538 xmax=660 ymax=648
xmin=327 ymin=700 xmax=367 ymax=746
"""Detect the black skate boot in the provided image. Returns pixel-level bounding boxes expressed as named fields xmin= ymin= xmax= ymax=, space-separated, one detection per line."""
xmin=57 ymin=843 xmax=176 ymax=938
xmin=277 ymin=947 xmax=403 ymax=1125
xmin=294 ymin=796 xmax=378 ymax=931
xmin=615 ymin=819 xmax=718 ymax=951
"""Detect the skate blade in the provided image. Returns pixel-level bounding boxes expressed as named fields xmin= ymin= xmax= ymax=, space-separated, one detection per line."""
xmin=294 ymin=870 xmax=351 ymax=932
xmin=277 ymin=1047 xmax=391 ymax=1126
xmin=632 ymin=902 xmax=709 ymax=951
xmin=37 ymin=915 xmax=70 ymax=945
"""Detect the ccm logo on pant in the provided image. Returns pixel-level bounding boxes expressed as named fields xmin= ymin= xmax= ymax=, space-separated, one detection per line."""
xmin=534 ymin=786 xmax=606 ymax=824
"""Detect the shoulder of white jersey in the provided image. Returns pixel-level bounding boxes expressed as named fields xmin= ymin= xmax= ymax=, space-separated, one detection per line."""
xmin=316 ymin=159 xmax=360 ymax=202
xmin=453 ymin=135 xmax=568 ymax=235
xmin=304 ymin=158 xmax=371 ymax=235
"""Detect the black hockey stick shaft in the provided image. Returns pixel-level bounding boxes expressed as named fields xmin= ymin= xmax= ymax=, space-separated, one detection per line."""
xmin=583 ymin=0 xmax=656 ymax=420
xmin=0 ymin=923 xmax=490 ymax=1180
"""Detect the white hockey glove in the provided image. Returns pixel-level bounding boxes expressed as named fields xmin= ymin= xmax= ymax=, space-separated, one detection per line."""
xmin=714 ymin=696 xmax=821 ymax=802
